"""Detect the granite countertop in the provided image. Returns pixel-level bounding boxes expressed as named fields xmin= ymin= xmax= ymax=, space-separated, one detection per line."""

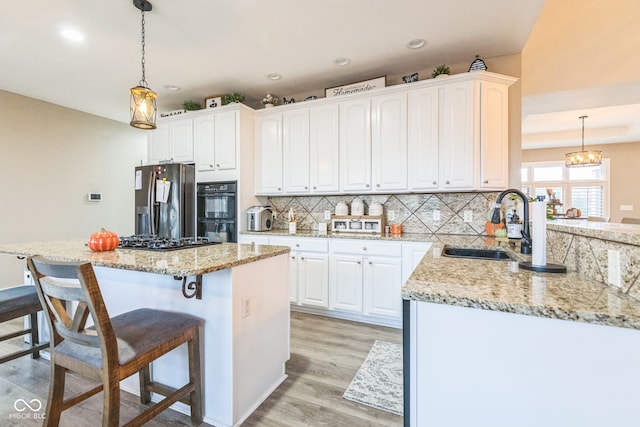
xmin=548 ymin=219 xmax=640 ymax=246
xmin=402 ymin=239 xmax=640 ymax=330
xmin=0 ymin=240 xmax=290 ymax=276
xmin=241 ymin=229 xmax=438 ymax=243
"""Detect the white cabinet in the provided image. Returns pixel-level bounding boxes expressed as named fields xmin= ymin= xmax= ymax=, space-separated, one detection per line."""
xmin=148 ymin=118 xmax=194 ymax=164
xmin=330 ymin=240 xmax=403 ymax=319
xmin=372 ymin=92 xmax=408 ymax=192
xmin=309 ymin=104 xmax=340 ymax=193
xmin=408 ymin=87 xmax=439 ymax=190
xmin=439 ymin=80 xmax=475 ymax=190
xmin=479 ymin=80 xmax=509 ymax=189
xmin=340 ymin=98 xmax=372 ymax=192
xmin=270 ymin=237 xmax=329 ymax=308
xmin=255 ymin=112 xmax=283 ymax=194
xmin=282 ymin=109 xmax=310 ymax=193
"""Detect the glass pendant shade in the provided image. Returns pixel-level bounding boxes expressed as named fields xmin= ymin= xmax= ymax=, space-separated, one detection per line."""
xmin=130 ymin=85 xmax=157 ymax=129
xmin=565 ymin=115 xmax=602 ymax=168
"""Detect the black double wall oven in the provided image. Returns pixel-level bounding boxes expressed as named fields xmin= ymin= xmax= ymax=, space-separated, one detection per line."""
xmin=196 ymin=181 xmax=237 ymax=243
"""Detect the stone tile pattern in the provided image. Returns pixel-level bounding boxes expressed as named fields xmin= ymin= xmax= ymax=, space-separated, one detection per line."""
xmin=0 ymin=240 xmax=289 ymax=276
xmin=268 ymin=192 xmax=500 ymax=235
xmin=402 ymin=239 xmax=640 ymax=331
xmin=547 ymin=228 xmax=640 ymax=300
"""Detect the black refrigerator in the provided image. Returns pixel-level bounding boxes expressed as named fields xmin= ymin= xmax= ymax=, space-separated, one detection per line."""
xmin=134 ymin=163 xmax=195 ymax=239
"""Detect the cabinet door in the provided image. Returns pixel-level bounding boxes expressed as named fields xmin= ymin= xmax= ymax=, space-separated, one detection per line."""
xmin=330 ymin=255 xmax=363 ymax=313
xmin=340 ymin=98 xmax=371 ymax=192
xmin=408 ymin=87 xmax=439 ymax=190
xmin=169 ymin=119 xmax=194 ymax=162
xmin=364 ymin=256 xmax=402 ymax=318
xmin=479 ymin=81 xmax=509 ymax=189
xmin=148 ymin=125 xmax=170 ymax=164
xmin=283 ymin=109 xmax=310 ymax=193
xmin=255 ymin=113 xmax=283 ymax=194
xmin=372 ymin=92 xmax=408 ymax=192
xmin=309 ymin=104 xmax=340 ymax=193
xmin=298 ymin=252 xmax=329 ymax=308
xmin=440 ymin=81 xmax=475 ymax=190
xmin=194 ymin=114 xmax=215 ymax=172
xmin=214 ymin=110 xmax=237 ymax=170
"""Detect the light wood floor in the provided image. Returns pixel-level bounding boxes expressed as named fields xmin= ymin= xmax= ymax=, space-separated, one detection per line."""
xmin=0 ymin=311 xmax=402 ymax=426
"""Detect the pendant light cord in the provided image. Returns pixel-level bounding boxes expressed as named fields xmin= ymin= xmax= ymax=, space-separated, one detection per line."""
xmin=580 ymin=115 xmax=587 ymax=151
xmin=139 ymin=8 xmax=147 ymax=87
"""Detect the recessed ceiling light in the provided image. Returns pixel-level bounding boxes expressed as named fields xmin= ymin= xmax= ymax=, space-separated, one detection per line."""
xmin=407 ymin=39 xmax=426 ymax=49
xmin=164 ymin=85 xmax=181 ymax=91
xmin=334 ymin=57 xmax=350 ymax=66
xmin=267 ymin=73 xmax=282 ymax=80
xmin=60 ymin=28 xmax=84 ymax=42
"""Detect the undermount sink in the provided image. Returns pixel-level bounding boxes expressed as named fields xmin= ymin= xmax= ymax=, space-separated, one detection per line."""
xmin=441 ymin=246 xmax=512 ymax=261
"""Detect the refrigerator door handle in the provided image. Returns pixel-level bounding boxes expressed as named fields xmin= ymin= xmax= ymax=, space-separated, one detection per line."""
xmin=148 ymin=170 xmax=156 ymax=236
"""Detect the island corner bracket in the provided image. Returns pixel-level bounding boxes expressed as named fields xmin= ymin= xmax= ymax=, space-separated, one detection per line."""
xmin=175 ymin=275 xmax=203 ymax=300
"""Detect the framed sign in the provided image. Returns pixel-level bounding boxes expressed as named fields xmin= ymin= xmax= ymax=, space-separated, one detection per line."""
xmin=205 ymin=96 xmax=222 ymax=109
xmin=325 ymin=76 xmax=386 ymax=98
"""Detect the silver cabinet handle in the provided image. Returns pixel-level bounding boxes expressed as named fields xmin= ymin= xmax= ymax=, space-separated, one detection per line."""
xmin=446 ymin=180 xmax=450 ymax=184
xmin=376 ymin=184 xmax=380 ymax=187
xmin=277 ymin=187 xmax=281 ymax=191
xmin=305 ymin=186 xmax=308 ymax=189
xmin=313 ymin=186 xmax=317 ymax=189
xmin=291 ymin=256 xmax=295 ymax=260
xmin=365 ymin=184 xmax=370 ymax=188
xmin=362 ymin=247 xmax=367 ymax=251
xmin=300 ymin=257 xmax=305 ymax=261
xmin=296 ymin=244 xmax=300 ymax=247
xmin=432 ymin=181 xmax=437 ymax=185
xmin=216 ymin=163 xmax=221 ymax=167
xmin=369 ymin=261 xmax=373 ymax=265
xmin=357 ymin=261 xmax=361 ymax=264
xmin=483 ymin=179 xmax=489 ymax=184
xmin=209 ymin=164 xmax=214 ymax=168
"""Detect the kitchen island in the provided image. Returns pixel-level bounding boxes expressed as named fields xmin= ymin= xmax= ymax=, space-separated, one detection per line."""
xmin=402 ymin=237 xmax=640 ymax=427
xmin=0 ymin=240 xmax=290 ymax=427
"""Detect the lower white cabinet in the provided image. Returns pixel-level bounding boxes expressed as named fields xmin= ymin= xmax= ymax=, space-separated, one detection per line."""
xmin=269 ymin=237 xmax=329 ymax=308
xmin=239 ymin=234 xmax=432 ymax=326
xmin=330 ymin=240 xmax=403 ymax=319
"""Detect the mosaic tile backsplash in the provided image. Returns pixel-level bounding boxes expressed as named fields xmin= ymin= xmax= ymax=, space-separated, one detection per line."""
xmin=267 ymin=192 xmax=500 ymax=235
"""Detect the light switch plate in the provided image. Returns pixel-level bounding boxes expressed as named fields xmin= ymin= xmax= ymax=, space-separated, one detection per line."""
xmin=463 ymin=210 xmax=473 ymax=223
xmin=324 ymin=209 xmax=332 ymax=220
xmin=433 ymin=210 xmax=441 ymax=221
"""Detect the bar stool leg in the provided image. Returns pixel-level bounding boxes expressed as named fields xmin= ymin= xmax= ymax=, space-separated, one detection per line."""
xmin=188 ymin=333 xmax=203 ymax=424
xmin=29 ymin=312 xmax=41 ymax=359
xmin=138 ymin=365 xmax=152 ymax=404
xmin=45 ymin=364 xmax=66 ymax=427
xmin=103 ymin=377 xmax=120 ymax=427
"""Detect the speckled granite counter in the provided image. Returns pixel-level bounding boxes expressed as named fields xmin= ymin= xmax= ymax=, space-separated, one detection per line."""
xmin=402 ymin=239 xmax=640 ymax=330
xmin=0 ymin=240 xmax=290 ymax=276
xmin=548 ymin=219 xmax=640 ymax=246
xmin=242 ymin=229 xmax=440 ymax=243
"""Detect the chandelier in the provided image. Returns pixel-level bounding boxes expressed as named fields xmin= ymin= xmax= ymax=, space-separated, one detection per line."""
xmin=129 ymin=0 xmax=157 ymax=130
xmin=565 ymin=115 xmax=602 ymax=168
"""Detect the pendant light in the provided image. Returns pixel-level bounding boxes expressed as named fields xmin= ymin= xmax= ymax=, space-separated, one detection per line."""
xmin=129 ymin=0 xmax=157 ymax=130
xmin=565 ymin=115 xmax=602 ymax=168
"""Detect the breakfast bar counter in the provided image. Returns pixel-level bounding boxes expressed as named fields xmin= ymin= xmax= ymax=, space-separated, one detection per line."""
xmin=0 ymin=240 xmax=291 ymax=427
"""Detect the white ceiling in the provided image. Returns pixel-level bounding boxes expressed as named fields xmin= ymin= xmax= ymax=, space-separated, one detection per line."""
xmin=0 ymin=0 xmax=544 ymax=124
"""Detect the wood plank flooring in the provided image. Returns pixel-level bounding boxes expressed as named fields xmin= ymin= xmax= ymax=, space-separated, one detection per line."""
xmin=0 ymin=311 xmax=402 ymax=426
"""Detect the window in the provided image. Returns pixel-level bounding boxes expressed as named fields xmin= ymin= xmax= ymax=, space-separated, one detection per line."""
xmin=521 ymin=160 xmax=609 ymax=218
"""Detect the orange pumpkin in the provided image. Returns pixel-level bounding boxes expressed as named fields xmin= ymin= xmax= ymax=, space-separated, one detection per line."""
xmin=88 ymin=228 xmax=120 ymax=252
xmin=485 ymin=220 xmax=505 ymax=236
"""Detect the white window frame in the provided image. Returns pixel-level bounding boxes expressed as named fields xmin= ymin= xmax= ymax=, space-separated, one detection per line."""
xmin=521 ymin=159 xmax=610 ymax=218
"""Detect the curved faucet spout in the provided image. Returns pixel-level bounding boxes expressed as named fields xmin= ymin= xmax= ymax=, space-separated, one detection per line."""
xmin=491 ymin=189 xmax=532 ymax=255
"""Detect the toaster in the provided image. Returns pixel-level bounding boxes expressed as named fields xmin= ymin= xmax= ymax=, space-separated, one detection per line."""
xmin=247 ymin=206 xmax=273 ymax=231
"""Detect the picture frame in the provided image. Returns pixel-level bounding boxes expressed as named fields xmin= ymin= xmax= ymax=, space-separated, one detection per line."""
xmin=325 ymin=76 xmax=386 ymax=98
xmin=204 ymin=96 xmax=222 ymax=109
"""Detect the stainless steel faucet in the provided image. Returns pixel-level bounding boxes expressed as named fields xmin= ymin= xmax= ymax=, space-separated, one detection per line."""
xmin=491 ymin=189 xmax=532 ymax=254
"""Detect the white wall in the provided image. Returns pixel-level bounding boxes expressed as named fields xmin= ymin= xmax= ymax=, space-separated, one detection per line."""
xmin=0 ymin=90 xmax=146 ymax=285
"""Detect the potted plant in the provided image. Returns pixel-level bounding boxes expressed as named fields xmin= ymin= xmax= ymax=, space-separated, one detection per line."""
xmin=182 ymin=100 xmax=202 ymax=111
xmin=431 ymin=64 xmax=450 ymax=78
xmin=222 ymin=93 xmax=245 ymax=105
xmin=262 ymin=93 xmax=278 ymax=108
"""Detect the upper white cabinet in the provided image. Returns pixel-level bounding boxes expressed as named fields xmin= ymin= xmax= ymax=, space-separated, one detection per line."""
xmin=148 ymin=118 xmax=194 ymax=164
xmin=253 ymin=71 xmax=516 ymax=195
xmin=282 ymin=109 xmax=310 ymax=193
xmin=309 ymin=104 xmax=340 ymax=193
xmin=339 ymin=98 xmax=372 ymax=192
xmin=372 ymin=92 xmax=408 ymax=192
xmin=255 ymin=112 xmax=283 ymax=194
xmin=194 ymin=110 xmax=237 ymax=173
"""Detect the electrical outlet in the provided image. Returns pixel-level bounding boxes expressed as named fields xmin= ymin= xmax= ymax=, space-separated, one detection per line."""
xmin=324 ymin=209 xmax=332 ymax=220
xmin=388 ymin=210 xmax=396 ymax=221
xmin=608 ymin=249 xmax=622 ymax=288
xmin=463 ymin=210 xmax=473 ymax=223
xmin=433 ymin=210 xmax=441 ymax=221
xmin=242 ymin=297 xmax=252 ymax=318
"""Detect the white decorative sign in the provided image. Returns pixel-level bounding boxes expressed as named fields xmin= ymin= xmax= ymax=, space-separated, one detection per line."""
xmin=325 ymin=76 xmax=386 ymax=98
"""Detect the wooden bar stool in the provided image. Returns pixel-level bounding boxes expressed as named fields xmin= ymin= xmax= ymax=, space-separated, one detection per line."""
xmin=0 ymin=285 xmax=48 ymax=364
xmin=27 ymin=255 xmax=203 ymax=427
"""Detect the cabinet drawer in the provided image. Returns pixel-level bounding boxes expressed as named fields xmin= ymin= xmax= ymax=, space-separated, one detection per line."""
xmin=330 ymin=239 xmax=402 ymax=257
xmin=270 ymin=237 xmax=329 ymax=252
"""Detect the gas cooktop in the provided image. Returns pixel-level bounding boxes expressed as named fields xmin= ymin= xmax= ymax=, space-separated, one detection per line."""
xmin=118 ymin=235 xmax=222 ymax=251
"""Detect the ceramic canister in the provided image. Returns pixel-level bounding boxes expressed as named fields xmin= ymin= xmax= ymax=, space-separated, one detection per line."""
xmin=351 ymin=198 xmax=364 ymax=216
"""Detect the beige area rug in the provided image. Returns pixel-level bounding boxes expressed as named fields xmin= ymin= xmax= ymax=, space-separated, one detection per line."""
xmin=343 ymin=340 xmax=403 ymax=415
